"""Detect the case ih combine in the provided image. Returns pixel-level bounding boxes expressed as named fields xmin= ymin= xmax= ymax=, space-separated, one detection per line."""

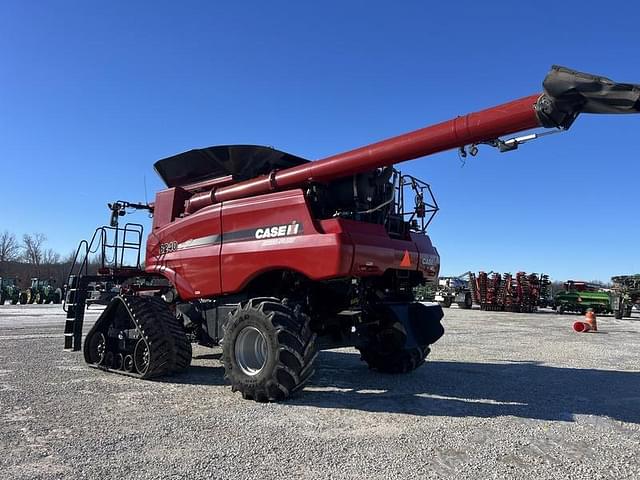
xmin=64 ymin=66 xmax=640 ymax=402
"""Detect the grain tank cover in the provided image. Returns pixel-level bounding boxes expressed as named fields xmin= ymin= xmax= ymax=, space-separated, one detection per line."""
xmin=154 ymin=145 xmax=309 ymax=188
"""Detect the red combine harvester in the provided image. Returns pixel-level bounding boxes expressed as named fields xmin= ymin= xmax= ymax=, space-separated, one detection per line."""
xmin=64 ymin=66 xmax=640 ymax=401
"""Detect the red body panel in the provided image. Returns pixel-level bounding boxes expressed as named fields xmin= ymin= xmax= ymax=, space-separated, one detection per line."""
xmin=146 ymin=190 xmax=440 ymax=300
xmin=147 ymin=203 xmax=223 ymax=298
xmin=218 ymin=190 xmax=352 ymax=294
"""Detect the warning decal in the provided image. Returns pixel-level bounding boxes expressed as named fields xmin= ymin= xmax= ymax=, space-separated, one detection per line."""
xmin=400 ymin=250 xmax=411 ymax=267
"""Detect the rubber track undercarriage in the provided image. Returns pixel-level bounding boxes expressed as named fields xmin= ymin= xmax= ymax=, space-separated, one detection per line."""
xmin=83 ymin=295 xmax=192 ymax=378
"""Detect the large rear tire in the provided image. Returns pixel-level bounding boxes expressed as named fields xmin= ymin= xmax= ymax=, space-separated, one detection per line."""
xmin=439 ymin=297 xmax=452 ymax=308
xmin=222 ymin=298 xmax=317 ymax=402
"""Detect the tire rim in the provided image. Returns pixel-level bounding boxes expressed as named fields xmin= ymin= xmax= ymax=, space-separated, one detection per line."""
xmin=89 ymin=332 xmax=107 ymax=365
xmin=235 ymin=326 xmax=268 ymax=376
xmin=133 ymin=339 xmax=150 ymax=374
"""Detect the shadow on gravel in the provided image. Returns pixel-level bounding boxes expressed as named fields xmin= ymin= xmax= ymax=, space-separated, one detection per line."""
xmin=160 ymin=365 xmax=226 ymax=386
xmin=292 ymin=350 xmax=640 ymax=423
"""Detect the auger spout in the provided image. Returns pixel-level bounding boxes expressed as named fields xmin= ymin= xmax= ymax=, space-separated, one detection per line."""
xmin=181 ymin=65 xmax=640 ymax=214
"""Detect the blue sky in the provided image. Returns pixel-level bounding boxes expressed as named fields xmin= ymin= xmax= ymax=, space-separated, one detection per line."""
xmin=1 ymin=1 xmax=638 ymax=281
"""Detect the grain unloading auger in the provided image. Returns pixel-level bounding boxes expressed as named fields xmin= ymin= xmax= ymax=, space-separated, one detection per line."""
xmin=64 ymin=66 xmax=640 ymax=401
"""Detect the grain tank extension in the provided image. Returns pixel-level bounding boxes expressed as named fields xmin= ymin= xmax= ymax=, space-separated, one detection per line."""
xmin=64 ymin=66 xmax=640 ymax=402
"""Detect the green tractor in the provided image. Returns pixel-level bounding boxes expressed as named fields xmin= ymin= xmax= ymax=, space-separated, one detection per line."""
xmin=554 ymin=280 xmax=612 ymax=315
xmin=21 ymin=278 xmax=63 ymax=304
xmin=611 ymin=275 xmax=640 ymax=319
xmin=0 ymin=277 xmax=21 ymax=305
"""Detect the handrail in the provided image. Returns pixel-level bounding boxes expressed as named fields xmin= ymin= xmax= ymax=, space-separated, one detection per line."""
xmin=63 ymin=223 xmax=144 ymax=312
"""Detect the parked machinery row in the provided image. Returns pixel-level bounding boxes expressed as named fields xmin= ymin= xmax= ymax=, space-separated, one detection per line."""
xmin=468 ymin=271 xmax=548 ymax=313
xmin=0 ymin=277 xmax=21 ymax=305
xmin=0 ymin=277 xmax=62 ymax=305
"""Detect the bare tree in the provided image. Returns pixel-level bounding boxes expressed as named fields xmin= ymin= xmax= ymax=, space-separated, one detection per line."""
xmin=0 ymin=230 xmax=19 ymax=263
xmin=22 ymin=233 xmax=47 ymax=275
xmin=42 ymin=248 xmax=61 ymax=265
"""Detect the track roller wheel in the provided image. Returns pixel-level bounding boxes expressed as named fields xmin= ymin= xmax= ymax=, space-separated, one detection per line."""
xmin=114 ymin=353 xmax=124 ymax=370
xmin=222 ymin=297 xmax=317 ymax=402
xmin=86 ymin=332 xmax=107 ymax=365
xmin=105 ymin=351 xmax=114 ymax=368
xmin=133 ymin=338 xmax=151 ymax=375
xmin=82 ymin=295 xmax=192 ymax=379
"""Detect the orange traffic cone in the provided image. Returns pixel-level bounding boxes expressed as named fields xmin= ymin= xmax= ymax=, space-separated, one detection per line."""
xmin=585 ymin=309 xmax=597 ymax=332
xmin=573 ymin=321 xmax=592 ymax=333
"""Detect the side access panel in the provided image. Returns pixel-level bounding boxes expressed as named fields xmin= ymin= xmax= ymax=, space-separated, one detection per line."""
xmin=219 ymin=190 xmax=353 ymax=294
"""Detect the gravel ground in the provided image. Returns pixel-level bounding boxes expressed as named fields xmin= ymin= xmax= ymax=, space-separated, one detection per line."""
xmin=0 ymin=304 xmax=639 ymax=480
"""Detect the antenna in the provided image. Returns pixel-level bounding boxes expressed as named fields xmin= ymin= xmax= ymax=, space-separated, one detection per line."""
xmin=143 ymin=175 xmax=148 ymax=205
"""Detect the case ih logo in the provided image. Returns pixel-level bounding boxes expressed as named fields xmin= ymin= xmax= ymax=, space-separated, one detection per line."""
xmin=255 ymin=221 xmax=302 ymax=240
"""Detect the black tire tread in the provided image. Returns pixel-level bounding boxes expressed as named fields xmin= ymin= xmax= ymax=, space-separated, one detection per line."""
xmin=83 ymin=295 xmax=192 ymax=379
xmin=222 ymin=298 xmax=317 ymax=402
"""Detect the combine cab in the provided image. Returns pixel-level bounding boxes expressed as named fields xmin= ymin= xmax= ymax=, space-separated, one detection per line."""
xmin=0 ymin=277 xmax=20 ymax=305
xmin=554 ymin=281 xmax=612 ymax=314
xmin=611 ymin=275 xmax=640 ymax=319
xmin=63 ymin=66 xmax=640 ymax=402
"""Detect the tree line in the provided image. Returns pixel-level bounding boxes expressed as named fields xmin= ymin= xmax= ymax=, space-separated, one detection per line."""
xmin=0 ymin=230 xmax=75 ymax=287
